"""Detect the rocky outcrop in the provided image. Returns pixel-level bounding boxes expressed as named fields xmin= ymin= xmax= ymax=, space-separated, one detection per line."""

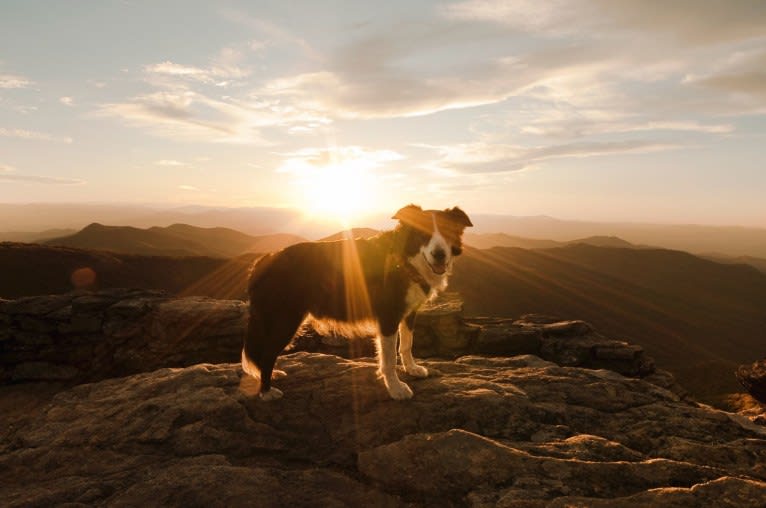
xmin=1 ymin=290 xmax=656 ymax=387
xmin=737 ymin=358 xmax=766 ymax=404
xmin=0 ymin=289 xmax=247 ymax=384
xmin=465 ymin=314 xmax=655 ymax=378
xmin=296 ymin=293 xmax=656 ymax=379
xmin=2 ymin=353 xmax=766 ymax=507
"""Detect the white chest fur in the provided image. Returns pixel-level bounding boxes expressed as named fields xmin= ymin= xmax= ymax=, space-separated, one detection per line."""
xmin=405 ymin=282 xmax=429 ymax=314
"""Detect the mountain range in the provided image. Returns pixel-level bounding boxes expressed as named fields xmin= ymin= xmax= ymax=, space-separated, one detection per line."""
xmin=464 ymin=233 xmax=641 ymax=251
xmin=449 ymin=244 xmax=766 ymax=404
xmin=2 ymin=203 xmax=766 ymax=257
xmin=43 ymin=223 xmax=305 ymax=258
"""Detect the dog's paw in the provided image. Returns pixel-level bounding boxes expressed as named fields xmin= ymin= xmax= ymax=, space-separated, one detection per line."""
xmin=259 ymin=387 xmax=283 ymax=402
xmin=405 ymin=364 xmax=429 ymax=378
xmin=271 ymin=369 xmax=287 ymax=380
xmin=385 ymin=379 xmax=414 ymax=400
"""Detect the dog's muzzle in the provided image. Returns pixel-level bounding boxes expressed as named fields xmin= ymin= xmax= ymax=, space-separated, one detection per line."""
xmin=424 ymin=252 xmax=447 ymax=275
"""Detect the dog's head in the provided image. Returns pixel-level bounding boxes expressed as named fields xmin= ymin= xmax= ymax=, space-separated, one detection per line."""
xmin=393 ymin=204 xmax=473 ymax=277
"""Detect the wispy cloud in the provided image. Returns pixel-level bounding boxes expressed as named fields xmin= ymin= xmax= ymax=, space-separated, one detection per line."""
xmin=144 ymin=56 xmax=248 ymax=87
xmin=178 ymin=184 xmax=199 ymax=191
xmin=59 ymin=96 xmax=74 ymax=106
xmin=424 ymin=139 xmax=680 ymax=174
xmin=0 ymin=127 xmax=73 ymax=144
xmin=276 ymin=146 xmax=404 ymax=174
xmin=515 ymin=108 xmax=735 ymax=139
xmin=100 ymin=79 xmax=329 ymax=144
xmin=155 ymin=159 xmax=187 ymax=166
xmin=0 ymin=73 xmax=32 ymax=89
xmin=98 ymin=90 xmax=261 ymax=143
xmin=0 ymin=164 xmax=84 ymax=185
xmin=444 ymin=0 xmax=766 ymax=45
xmin=687 ymin=49 xmax=766 ymax=101
xmin=219 ymin=8 xmax=323 ymax=62
xmin=259 ymin=64 xmax=524 ymax=119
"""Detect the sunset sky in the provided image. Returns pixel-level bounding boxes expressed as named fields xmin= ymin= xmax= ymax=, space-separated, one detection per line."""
xmin=1 ymin=1 xmax=765 ymax=227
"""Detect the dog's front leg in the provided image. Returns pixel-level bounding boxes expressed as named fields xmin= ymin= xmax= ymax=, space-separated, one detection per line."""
xmin=377 ymin=333 xmax=413 ymax=400
xmin=398 ymin=317 xmax=428 ymax=378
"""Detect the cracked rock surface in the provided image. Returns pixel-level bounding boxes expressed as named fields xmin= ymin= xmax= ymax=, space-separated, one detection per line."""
xmin=2 ymin=353 xmax=765 ymax=507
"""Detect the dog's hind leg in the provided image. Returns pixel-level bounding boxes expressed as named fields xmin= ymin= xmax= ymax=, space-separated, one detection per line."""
xmin=242 ymin=312 xmax=264 ymax=380
xmin=398 ymin=312 xmax=428 ymax=378
xmin=244 ymin=307 xmax=304 ymax=401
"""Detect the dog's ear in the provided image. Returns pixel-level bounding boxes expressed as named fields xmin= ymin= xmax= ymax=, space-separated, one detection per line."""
xmin=446 ymin=206 xmax=473 ymax=228
xmin=392 ymin=204 xmax=423 ymax=224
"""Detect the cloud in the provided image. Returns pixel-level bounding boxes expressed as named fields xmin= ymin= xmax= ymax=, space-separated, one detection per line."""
xmin=155 ymin=159 xmax=187 ymax=166
xmin=0 ymin=74 xmax=31 ymax=89
xmin=699 ymin=71 xmax=766 ymax=99
xmin=0 ymin=164 xmax=84 ymax=185
xmin=59 ymin=96 xmax=74 ymax=106
xmin=144 ymin=57 xmax=248 ymax=87
xmin=103 ymin=2 xmax=764 ymax=147
xmin=276 ymin=146 xmax=404 ymax=173
xmin=99 ymin=90 xmax=261 ymax=144
xmin=425 ymin=139 xmax=679 ymax=174
xmin=515 ymin=108 xmax=735 ymax=138
xmin=259 ymin=64 xmax=525 ymax=119
xmin=101 ymin=45 xmax=333 ymax=144
xmin=688 ymin=49 xmax=766 ymax=100
xmin=444 ymin=0 xmax=766 ymax=45
xmin=0 ymin=128 xmax=73 ymax=144
xmin=178 ymin=184 xmax=199 ymax=191
xmin=219 ymin=9 xmax=323 ymax=62
xmin=248 ymin=2 xmax=761 ymax=122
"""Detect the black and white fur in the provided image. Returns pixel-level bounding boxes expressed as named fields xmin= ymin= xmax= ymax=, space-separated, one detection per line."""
xmin=242 ymin=204 xmax=473 ymax=401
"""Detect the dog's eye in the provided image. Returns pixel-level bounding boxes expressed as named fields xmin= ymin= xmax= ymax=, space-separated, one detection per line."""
xmin=451 ymin=246 xmax=462 ymax=256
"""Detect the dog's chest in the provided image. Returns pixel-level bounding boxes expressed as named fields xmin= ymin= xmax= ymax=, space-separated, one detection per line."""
xmin=405 ymin=282 xmax=429 ymax=314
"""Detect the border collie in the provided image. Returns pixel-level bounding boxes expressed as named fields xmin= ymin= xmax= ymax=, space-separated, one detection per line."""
xmin=241 ymin=204 xmax=473 ymax=401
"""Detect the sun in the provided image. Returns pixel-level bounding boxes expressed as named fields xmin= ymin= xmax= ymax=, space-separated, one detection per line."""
xmin=282 ymin=147 xmax=391 ymax=226
xmin=303 ymin=162 xmax=373 ymax=225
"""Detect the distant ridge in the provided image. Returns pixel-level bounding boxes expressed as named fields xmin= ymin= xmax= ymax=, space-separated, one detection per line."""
xmin=320 ymin=228 xmax=380 ymax=242
xmin=450 ymin=243 xmax=766 ymax=404
xmin=2 ymin=203 xmax=766 ymax=257
xmin=0 ymin=228 xmax=77 ymax=243
xmin=44 ymin=223 xmax=305 ymax=258
xmin=567 ymin=235 xmax=636 ymax=248
xmin=464 ymin=233 xmax=561 ymax=250
xmin=702 ymin=254 xmax=766 ymax=275
xmin=465 ymin=233 xmax=640 ymax=250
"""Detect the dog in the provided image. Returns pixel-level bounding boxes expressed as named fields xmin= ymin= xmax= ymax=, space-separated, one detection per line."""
xmin=241 ymin=204 xmax=472 ymax=401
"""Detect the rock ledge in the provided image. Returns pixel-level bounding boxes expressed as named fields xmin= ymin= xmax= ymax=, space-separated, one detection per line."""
xmin=2 ymin=353 xmax=765 ymax=507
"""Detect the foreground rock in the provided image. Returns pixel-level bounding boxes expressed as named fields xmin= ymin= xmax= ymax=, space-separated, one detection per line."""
xmin=2 ymin=353 xmax=765 ymax=507
xmin=0 ymin=289 xmax=247 ymax=384
xmin=737 ymin=358 xmax=766 ymax=404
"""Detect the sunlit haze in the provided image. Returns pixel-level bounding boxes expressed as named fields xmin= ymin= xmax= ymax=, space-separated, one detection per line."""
xmin=1 ymin=1 xmax=765 ymax=227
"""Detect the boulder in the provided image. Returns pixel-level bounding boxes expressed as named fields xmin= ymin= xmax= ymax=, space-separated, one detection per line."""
xmin=737 ymin=358 xmax=766 ymax=404
xmin=0 ymin=289 xmax=247 ymax=384
xmin=2 ymin=353 xmax=766 ymax=506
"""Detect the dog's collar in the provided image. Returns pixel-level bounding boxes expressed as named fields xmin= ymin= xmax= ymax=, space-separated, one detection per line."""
xmin=401 ymin=260 xmax=431 ymax=295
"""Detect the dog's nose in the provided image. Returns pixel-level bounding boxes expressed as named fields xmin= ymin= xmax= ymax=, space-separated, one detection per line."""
xmin=432 ymin=248 xmax=446 ymax=263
